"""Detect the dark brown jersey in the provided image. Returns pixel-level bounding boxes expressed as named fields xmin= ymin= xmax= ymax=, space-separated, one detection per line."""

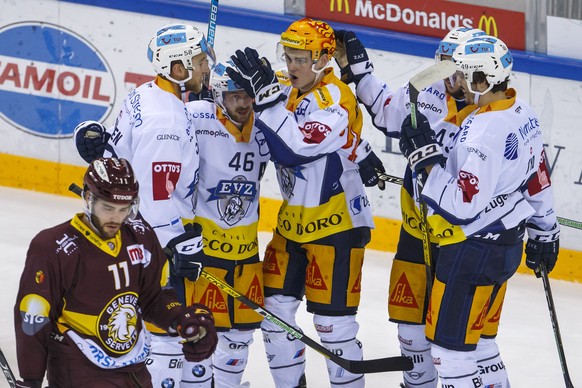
xmin=14 ymin=213 xmax=184 ymax=380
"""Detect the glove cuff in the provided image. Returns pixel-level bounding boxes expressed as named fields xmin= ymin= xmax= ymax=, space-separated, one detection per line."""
xmin=354 ymin=139 xmax=372 ymax=164
xmin=254 ymin=83 xmax=286 ymax=112
xmin=526 ymin=222 xmax=560 ymax=242
xmin=408 ymin=144 xmax=445 ymax=171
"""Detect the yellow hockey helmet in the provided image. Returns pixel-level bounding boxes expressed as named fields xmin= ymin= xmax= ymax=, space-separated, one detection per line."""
xmin=280 ymin=18 xmax=336 ymax=61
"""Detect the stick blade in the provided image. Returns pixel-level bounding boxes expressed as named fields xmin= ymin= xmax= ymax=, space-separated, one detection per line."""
xmin=410 ymin=60 xmax=457 ymax=92
xmin=342 ymin=355 xmax=413 ymax=374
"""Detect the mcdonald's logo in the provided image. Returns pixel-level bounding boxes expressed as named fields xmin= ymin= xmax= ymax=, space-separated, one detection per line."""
xmin=478 ymin=15 xmax=498 ymax=37
xmin=330 ymin=0 xmax=350 ymax=14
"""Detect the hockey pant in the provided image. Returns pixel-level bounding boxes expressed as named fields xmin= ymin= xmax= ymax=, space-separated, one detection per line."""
xmin=181 ymin=329 xmax=255 ymax=388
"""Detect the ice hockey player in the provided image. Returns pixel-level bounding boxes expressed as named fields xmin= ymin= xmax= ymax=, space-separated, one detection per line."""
xmin=73 ymin=23 xmax=212 ymax=386
xmin=176 ymin=61 xmax=270 ymax=387
xmin=226 ymin=17 xmax=375 ymax=388
xmin=397 ymin=36 xmax=560 ymax=387
xmin=334 ymin=27 xmax=491 ymax=387
xmin=14 ymin=158 xmax=217 ymax=388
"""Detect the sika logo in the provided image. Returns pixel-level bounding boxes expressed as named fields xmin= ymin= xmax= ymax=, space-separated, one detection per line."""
xmin=478 ymin=15 xmax=498 ymax=37
xmin=330 ymin=0 xmax=350 ymax=14
xmin=0 ymin=22 xmax=115 ymax=138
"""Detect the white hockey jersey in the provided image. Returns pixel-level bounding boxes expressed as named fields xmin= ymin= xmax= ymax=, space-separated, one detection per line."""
xmin=422 ymin=89 xmax=559 ymax=244
xmin=187 ymin=101 xmax=270 ymax=261
xmin=256 ymin=68 xmax=374 ymax=243
xmin=104 ymin=77 xmax=199 ymax=247
xmin=357 ymin=74 xmax=474 ymax=243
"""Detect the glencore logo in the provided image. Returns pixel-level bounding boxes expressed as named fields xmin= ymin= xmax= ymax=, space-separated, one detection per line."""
xmin=0 ymin=22 xmax=115 ymax=138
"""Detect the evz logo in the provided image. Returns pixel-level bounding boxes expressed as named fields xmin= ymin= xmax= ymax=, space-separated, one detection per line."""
xmin=206 ymin=176 xmax=257 ymax=226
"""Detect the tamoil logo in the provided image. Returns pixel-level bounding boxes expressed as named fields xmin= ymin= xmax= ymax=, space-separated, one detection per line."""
xmin=0 ymin=22 xmax=115 ymax=138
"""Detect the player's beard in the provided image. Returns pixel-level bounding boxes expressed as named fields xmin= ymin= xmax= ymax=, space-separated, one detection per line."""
xmin=91 ymin=215 xmax=121 ymax=240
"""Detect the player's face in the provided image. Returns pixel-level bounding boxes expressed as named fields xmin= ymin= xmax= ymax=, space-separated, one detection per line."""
xmin=283 ymin=47 xmax=317 ymax=92
xmin=223 ymin=90 xmax=253 ymax=124
xmin=443 ymin=64 xmax=464 ymax=100
xmin=456 ymin=71 xmax=476 ymax=105
xmin=185 ymin=52 xmax=211 ymax=93
xmin=91 ymin=199 xmax=133 ymax=239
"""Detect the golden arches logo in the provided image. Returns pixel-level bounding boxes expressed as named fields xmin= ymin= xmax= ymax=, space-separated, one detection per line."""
xmin=478 ymin=15 xmax=498 ymax=37
xmin=330 ymin=0 xmax=350 ymax=14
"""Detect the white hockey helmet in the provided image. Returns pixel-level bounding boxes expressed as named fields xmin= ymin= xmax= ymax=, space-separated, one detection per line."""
xmin=147 ymin=24 xmax=208 ymax=83
xmin=435 ymin=27 xmax=486 ymax=61
xmin=452 ymin=36 xmax=513 ymax=95
xmin=209 ymin=60 xmax=245 ymax=117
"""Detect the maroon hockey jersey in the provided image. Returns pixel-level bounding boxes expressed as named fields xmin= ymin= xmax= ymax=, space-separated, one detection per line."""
xmin=14 ymin=214 xmax=184 ymax=380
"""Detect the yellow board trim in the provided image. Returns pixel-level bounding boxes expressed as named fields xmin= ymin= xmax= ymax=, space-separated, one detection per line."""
xmin=3 ymin=153 xmax=581 ymax=283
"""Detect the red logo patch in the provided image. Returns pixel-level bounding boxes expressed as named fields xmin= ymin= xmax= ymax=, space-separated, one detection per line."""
xmin=457 ymin=170 xmax=480 ymax=203
xmin=300 ymin=121 xmax=331 ymax=144
xmin=527 ymin=150 xmax=551 ymax=195
xmin=152 ymin=162 xmax=181 ymax=200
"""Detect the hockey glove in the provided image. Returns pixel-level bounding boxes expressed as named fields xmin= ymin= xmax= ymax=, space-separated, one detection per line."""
xmin=74 ymin=120 xmax=110 ymax=164
xmin=188 ymin=85 xmax=214 ymax=102
xmin=334 ymin=30 xmax=373 ymax=85
xmin=166 ymin=223 xmax=204 ymax=281
xmin=15 ymin=380 xmax=42 ymax=388
xmin=227 ymin=47 xmax=286 ymax=112
xmin=399 ymin=112 xmax=446 ymax=172
xmin=525 ymin=239 xmax=559 ymax=277
xmin=355 ymin=139 xmax=386 ymax=190
xmin=174 ymin=303 xmax=218 ymax=362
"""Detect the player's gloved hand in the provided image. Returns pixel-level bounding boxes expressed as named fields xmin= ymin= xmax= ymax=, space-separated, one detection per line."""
xmin=334 ymin=30 xmax=373 ymax=85
xmin=174 ymin=303 xmax=218 ymax=362
xmin=399 ymin=112 xmax=446 ymax=172
xmin=525 ymin=239 xmax=559 ymax=277
xmin=15 ymin=380 xmax=42 ymax=388
xmin=355 ymin=139 xmax=386 ymax=190
xmin=227 ymin=47 xmax=286 ymax=112
xmin=166 ymin=223 xmax=204 ymax=281
xmin=74 ymin=120 xmax=110 ymax=164
xmin=188 ymin=85 xmax=214 ymax=102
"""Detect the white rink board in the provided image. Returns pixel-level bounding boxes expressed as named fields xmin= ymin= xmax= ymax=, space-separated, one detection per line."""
xmin=1 ymin=0 xmax=582 ymax=251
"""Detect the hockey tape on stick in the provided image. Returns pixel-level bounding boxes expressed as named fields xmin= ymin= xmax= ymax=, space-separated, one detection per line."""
xmin=539 ymin=265 xmax=574 ymax=388
xmin=199 ymin=270 xmax=413 ymax=374
xmin=0 ymin=348 xmax=17 ymax=388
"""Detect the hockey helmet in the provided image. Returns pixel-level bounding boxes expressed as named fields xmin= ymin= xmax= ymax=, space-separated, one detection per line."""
xmin=209 ymin=60 xmax=245 ymax=118
xmin=435 ymin=27 xmax=486 ymax=61
xmin=278 ymin=18 xmax=336 ymax=62
xmin=453 ymin=36 xmax=513 ymax=95
xmin=84 ymin=158 xmax=139 ymax=206
xmin=147 ymin=24 xmax=209 ymax=83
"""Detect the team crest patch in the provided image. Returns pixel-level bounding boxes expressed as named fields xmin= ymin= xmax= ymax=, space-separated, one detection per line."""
xmin=276 ymin=165 xmax=306 ymax=198
xmin=206 ymin=175 xmax=256 ymax=226
xmin=97 ymin=292 xmax=140 ymax=354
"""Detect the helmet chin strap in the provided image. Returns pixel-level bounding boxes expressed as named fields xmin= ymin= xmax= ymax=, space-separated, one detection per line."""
xmin=299 ymin=63 xmax=325 ymax=94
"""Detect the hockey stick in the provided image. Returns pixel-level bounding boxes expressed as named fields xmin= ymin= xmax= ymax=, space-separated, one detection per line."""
xmin=206 ymin=0 xmax=219 ymax=65
xmin=538 ymin=264 xmax=574 ymax=388
xmin=408 ymin=60 xmax=457 ymax=295
xmin=556 ymin=216 xmax=582 ymax=231
xmin=0 ymin=347 xmax=17 ymax=388
xmin=67 ymin=182 xmax=412 ymax=374
xmin=199 ymin=270 xmax=413 ymax=374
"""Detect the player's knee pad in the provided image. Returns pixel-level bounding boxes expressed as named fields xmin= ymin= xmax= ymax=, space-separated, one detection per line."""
xmin=146 ymin=334 xmax=183 ymax=388
xmin=397 ymin=324 xmax=437 ymax=388
xmin=476 ymin=338 xmax=509 ymax=387
xmin=431 ymin=344 xmax=482 ymax=388
xmin=181 ymin=356 xmax=213 ymax=388
xmin=212 ymin=329 xmax=254 ymax=388
xmin=261 ymin=295 xmax=306 ymax=388
xmin=313 ymin=314 xmax=365 ymax=387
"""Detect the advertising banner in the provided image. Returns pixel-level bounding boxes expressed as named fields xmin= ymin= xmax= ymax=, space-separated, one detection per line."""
xmin=309 ymin=0 xmax=525 ymax=50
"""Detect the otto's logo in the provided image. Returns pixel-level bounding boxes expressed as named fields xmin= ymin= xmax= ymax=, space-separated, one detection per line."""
xmin=478 ymin=15 xmax=498 ymax=37
xmin=330 ymin=0 xmax=350 ymax=14
xmin=0 ymin=22 xmax=115 ymax=138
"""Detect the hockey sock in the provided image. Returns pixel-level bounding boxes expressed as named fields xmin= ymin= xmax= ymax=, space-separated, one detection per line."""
xmin=146 ymin=334 xmax=184 ymax=388
xmin=314 ymin=314 xmax=365 ymax=388
xmin=398 ymin=323 xmax=438 ymax=387
xmin=212 ymin=329 xmax=254 ymax=388
xmin=432 ymin=344 xmax=483 ymax=388
xmin=261 ymin=295 xmax=306 ymax=387
xmin=476 ymin=338 xmax=510 ymax=388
